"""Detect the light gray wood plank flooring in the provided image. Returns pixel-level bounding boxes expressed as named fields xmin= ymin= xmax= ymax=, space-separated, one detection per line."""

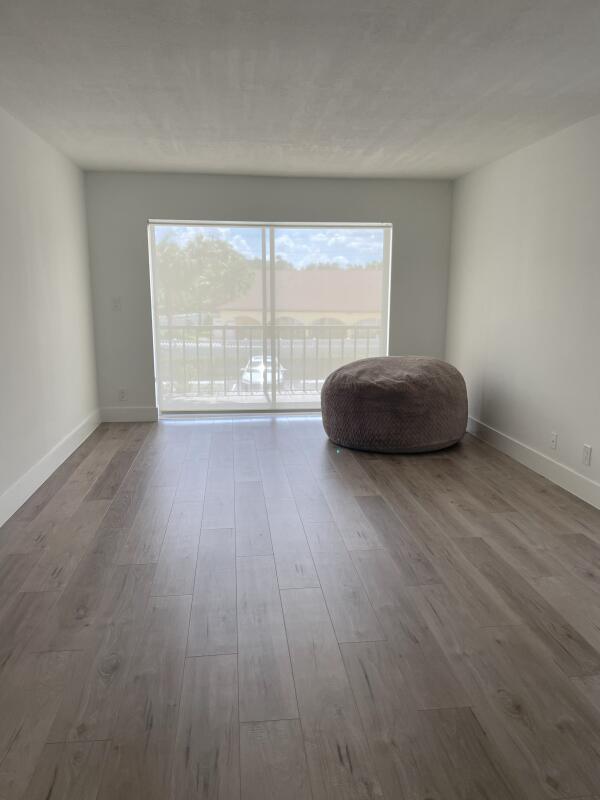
xmin=1 ymin=416 xmax=600 ymax=798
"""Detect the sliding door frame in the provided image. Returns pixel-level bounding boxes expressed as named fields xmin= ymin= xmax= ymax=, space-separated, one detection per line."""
xmin=148 ymin=220 xmax=392 ymax=414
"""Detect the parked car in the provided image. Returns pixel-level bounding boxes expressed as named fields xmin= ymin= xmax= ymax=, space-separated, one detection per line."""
xmin=240 ymin=355 xmax=286 ymax=388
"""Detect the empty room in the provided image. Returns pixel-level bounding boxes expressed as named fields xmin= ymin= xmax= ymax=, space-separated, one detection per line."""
xmin=1 ymin=1 xmax=600 ymax=798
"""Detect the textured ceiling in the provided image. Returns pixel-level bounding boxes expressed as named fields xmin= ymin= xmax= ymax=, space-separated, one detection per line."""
xmin=1 ymin=0 xmax=600 ymax=177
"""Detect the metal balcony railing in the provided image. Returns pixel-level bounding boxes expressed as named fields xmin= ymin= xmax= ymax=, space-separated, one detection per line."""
xmin=156 ymin=323 xmax=382 ymax=404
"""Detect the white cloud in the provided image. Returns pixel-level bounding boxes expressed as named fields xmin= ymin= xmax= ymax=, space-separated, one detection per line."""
xmin=275 ymin=234 xmax=296 ymax=250
xmin=230 ymin=233 xmax=256 ymax=258
xmin=156 ymin=224 xmax=385 ymax=268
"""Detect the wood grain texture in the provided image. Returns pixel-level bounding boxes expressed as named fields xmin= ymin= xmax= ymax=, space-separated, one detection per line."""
xmin=319 ymin=474 xmax=382 ymax=550
xmin=115 ymin=485 xmax=175 ymax=565
xmin=151 ymin=501 xmax=202 ymax=596
xmin=26 ymin=525 xmax=124 ymax=654
xmin=284 ymin=462 xmax=333 ymax=525
xmin=0 ymin=650 xmax=82 ymax=800
xmin=351 ymin=548 xmax=468 ymax=709
xmin=175 ymin=456 xmax=208 ymax=503
xmin=234 ymin=439 xmax=261 ymax=483
xmin=535 ymin=574 xmax=600 ymax=653
xmin=550 ymin=531 xmax=600 ymax=593
xmin=202 ymin=465 xmax=235 ymax=529
xmin=171 ymin=654 xmax=239 ymax=800
xmin=236 ymin=556 xmax=297 ymax=722
xmin=22 ymin=499 xmax=110 ymax=592
xmin=341 ymin=639 xmax=519 ymax=800
xmin=311 ymin=549 xmax=384 ymax=643
xmin=32 ymin=437 xmax=123 ymax=528
xmin=472 ymin=625 xmax=600 ymax=799
xmin=188 ymin=530 xmax=237 ymax=657
xmin=573 ymin=672 xmax=600 ymax=718
xmin=414 ymin=581 xmax=600 ymax=799
xmin=8 ymin=425 xmax=109 ymax=523
xmin=356 ymin=493 xmax=439 ymax=585
xmin=0 ymin=518 xmax=40 ymax=558
xmin=235 ymin=480 xmax=273 ymax=557
xmin=477 ymin=510 xmax=567 ymax=579
xmin=3 ymin=418 xmax=600 ymax=799
xmin=327 ymin=446 xmax=377 ymax=496
xmin=457 ymin=536 xmax=600 ymax=677
xmin=302 ymin=520 xmax=347 ymax=555
xmin=48 ymin=563 xmax=156 ymax=743
xmin=240 ymin=720 xmax=311 ymax=800
xmin=0 ymin=590 xmax=60 ymax=676
xmin=97 ymin=595 xmax=191 ymax=800
xmin=0 ymin=551 xmax=41 ymax=594
xmin=265 ymin=496 xmax=319 ymax=589
xmin=281 ymin=587 xmax=384 ymax=800
xmin=85 ymin=430 xmax=146 ymax=501
xmin=257 ymin=448 xmax=293 ymax=500
xmin=361 ymin=457 xmax=519 ymax=627
xmin=23 ymin=741 xmax=110 ymax=800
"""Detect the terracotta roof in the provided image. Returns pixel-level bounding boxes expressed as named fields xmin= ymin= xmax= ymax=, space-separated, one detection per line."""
xmin=218 ymin=269 xmax=383 ymax=313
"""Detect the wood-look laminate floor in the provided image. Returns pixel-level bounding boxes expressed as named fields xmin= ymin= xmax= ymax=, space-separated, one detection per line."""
xmin=1 ymin=415 xmax=600 ymax=799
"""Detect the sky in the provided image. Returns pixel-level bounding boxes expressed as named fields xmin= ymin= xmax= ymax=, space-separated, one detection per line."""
xmin=154 ymin=224 xmax=386 ymax=268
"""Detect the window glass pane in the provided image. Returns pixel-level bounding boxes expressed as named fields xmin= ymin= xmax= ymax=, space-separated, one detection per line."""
xmin=272 ymin=226 xmax=388 ymax=408
xmin=151 ymin=224 xmax=267 ymax=410
xmin=149 ymin=222 xmax=391 ymax=412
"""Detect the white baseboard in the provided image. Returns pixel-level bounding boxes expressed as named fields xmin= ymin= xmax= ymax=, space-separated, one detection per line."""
xmin=100 ymin=406 xmax=159 ymax=423
xmin=468 ymin=416 xmax=600 ymax=510
xmin=0 ymin=409 xmax=102 ymax=527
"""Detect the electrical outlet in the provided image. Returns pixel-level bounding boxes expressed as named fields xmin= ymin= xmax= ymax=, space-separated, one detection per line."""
xmin=111 ymin=296 xmax=122 ymax=312
xmin=583 ymin=444 xmax=592 ymax=467
xmin=118 ymin=389 xmax=127 ymax=402
xmin=550 ymin=432 xmax=558 ymax=450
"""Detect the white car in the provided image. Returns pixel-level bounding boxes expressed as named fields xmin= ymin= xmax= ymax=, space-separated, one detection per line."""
xmin=240 ymin=355 xmax=286 ymax=388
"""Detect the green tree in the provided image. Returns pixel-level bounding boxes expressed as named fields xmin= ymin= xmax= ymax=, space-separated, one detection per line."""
xmin=155 ymin=232 xmax=255 ymax=316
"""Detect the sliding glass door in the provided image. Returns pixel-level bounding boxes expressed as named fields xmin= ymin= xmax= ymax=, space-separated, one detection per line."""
xmin=149 ymin=221 xmax=391 ymax=412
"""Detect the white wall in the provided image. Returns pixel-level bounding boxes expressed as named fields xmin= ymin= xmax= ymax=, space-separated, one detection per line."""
xmin=0 ymin=107 xmax=99 ymax=524
xmin=85 ymin=172 xmax=452 ymax=418
xmin=446 ymin=113 xmax=600 ymax=507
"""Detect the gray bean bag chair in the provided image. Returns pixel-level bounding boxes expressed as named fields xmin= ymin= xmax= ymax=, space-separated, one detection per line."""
xmin=321 ymin=356 xmax=467 ymax=453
